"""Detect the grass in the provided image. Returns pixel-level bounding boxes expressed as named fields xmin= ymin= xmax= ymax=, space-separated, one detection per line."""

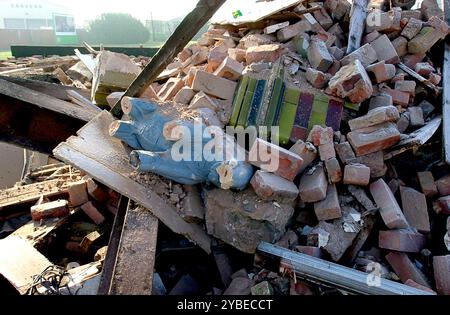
xmin=0 ymin=51 xmax=12 ymax=60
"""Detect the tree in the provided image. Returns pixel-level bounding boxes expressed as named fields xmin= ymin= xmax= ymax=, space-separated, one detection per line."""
xmin=87 ymin=13 xmax=150 ymax=45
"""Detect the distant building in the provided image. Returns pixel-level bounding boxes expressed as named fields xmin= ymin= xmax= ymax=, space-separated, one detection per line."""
xmin=0 ymin=0 xmax=74 ymax=31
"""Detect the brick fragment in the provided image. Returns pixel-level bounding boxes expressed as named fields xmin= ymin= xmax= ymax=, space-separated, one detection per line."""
xmin=294 ymin=246 xmax=323 ymax=258
xmin=391 ymin=36 xmax=408 ymax=57
xmin=436 ymin=175 xmax=450 ymax=196
xmin=228 ymin=48 xmax=246 ymax=63
xmin=335 ymin=142 xmax=356 ymax=164
xmin=347 ymin=122 xmax=400 ymax=156
xmin=396 ymin=112 xmax=410 ymax=133
xmin=192 ymin=70 xmax=237 ymax=100
xmin=264 ymin=21 xmax=290 ymax=34
xmin=289 ymin=140 xmax=317 ymax=174
xmin=404 ymin=279 xmax=437 ymax=294
xmin=68 ymin=180 xmax=88 ymax=207
xmin=385 ymin=252 xmax=430 ymax=287
xmin=81 ymin=202 xmax=105 ymax=225
xmin=307 ymin=125 xmax=334 ymax=146
xmin=379 ymin=229 xmax=426 ymax=252
xmin=401 ymin=18 xmax=423 ymax=40
xmin=307 ymin=39 xmax=333 ymax=72
xmin=433 ymin=255 xmax=450 ymax=295
xmin=157 ymin=78 xmax=185 ymax=102
xmin=318 ymin=143 xmax=336 ymax=161
xmin=348 ymin=106 xmax=399 ymax=131
xmin=80 ymin=231 xmax=101 ymax=253
xmin=370 ymin=178 xmax=409 ymax=229
xmin=403 ymin=53 xmax=426 ymax=69
xmin=325 ymin=157 xmax=342 ymax=183
xmin=408 ymin=107 xmax=424 ymax=127
xmin=277 ymin=20 xmax=312 ymax=42
xmin=246 ymin=44 xmax=284 ymax=64
xmin=298 ymin=165 xmax=328 ymax=203
xmin=343 ymin=164 xmax=371 ymax=186
xmin=86 ymin=178 xmax=108 ymax=202
xmin=408 ymin=25 xmax=448 ymax=54
xmin=417 ymin=171 xmax=438 ymax=197
xmin=31 ymin=199 xmax=69 ymax=221
xmin=305 ymin=68 xmax=331 ymax=89
xmin=340 ymin=43 xmax=378 ymax=67
xmin=368 ymin=94 xmax=393 ymax=111
xmin=250 ymin=170 xmax=299 ymax=203
xmin=370 ymin=34 xmax=400 ymax=64
xmin=314 ymin=184 xmax=342 ymax=220
xmin=366 ymin=61 xmax=395 ymax=83
xmin=348 ymin=151 xmax=387 ymax=178
xmin=366 ymin=9 xmax=401 ymax=33
xmin=435 ymin=196 xmax=450 ymax=215
xmin=213 ymin=57 xmax=244 ymax=81
xmin=400 ymin=186 xmax=430 ymax=233
xmin=174 ymin=87 xmax=196 ymax=104
xmin=248 ymin=138 xmax=303 ymax=181
xmin=189 ymin=91 xmax=219 ymax=111
xmin=180 ymin=185 xmax=205 ymax=223
xmin=326 ymin=59 xmax=373 ymax=103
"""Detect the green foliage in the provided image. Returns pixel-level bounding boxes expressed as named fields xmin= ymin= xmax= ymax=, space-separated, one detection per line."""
xmin=87 ymin=13 xmax=150 ymax=45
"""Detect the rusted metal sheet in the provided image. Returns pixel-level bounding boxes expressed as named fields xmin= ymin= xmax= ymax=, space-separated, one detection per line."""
xmin=53 ymin=111 xmax=211 ymax=253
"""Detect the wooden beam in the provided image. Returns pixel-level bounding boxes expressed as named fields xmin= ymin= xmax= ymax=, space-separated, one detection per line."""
xmin=110 ymin=0 xmax=227 ymax=117
xmin=443 ymin=0 xmax=450 ymax=164
xmin=346 ymin=0 xmax=368 ymax=54
xmin=255 ymin=242 xmax=435 ymax=295
xmin=53 ymin=111 xmax=211 ymax=253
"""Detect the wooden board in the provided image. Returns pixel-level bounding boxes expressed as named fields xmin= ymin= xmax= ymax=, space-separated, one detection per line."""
xmin=109 ymin=205 xmax=158 ymax=295
xmin=0 ymin=237 xmax=52 ymax=294
xmin=53 ymin=111 xmax=211 ymax=253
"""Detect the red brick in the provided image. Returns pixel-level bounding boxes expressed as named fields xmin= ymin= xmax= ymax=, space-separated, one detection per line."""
xmin=250 ymin=170 xmax=299 ymax=203
xmin=435 ymin=196 xmax=450 ymax=215
xmin=294 ymin=245 xmax=323 ymax=258
xmin=314 ymin=184 xmax=342 ymax=220
xmin=213 ymin=57 xmax=244 ymax=81
xmin=433 ymin=255 xmax=450 ymax=295
xmin=348 ymin=106 xmax=399 ymax=131
xmin=192 ymin=70 xmax=237 ymax=100
xmin=402 ymin=53 xmax=426 ymax=69
xmin=417 ymin=171 xmax=438 ymax=198
xmin=81 ymin=202 xmax=105 ymax=225
xmin=325 ymin=157 xmax=342 ymax=183
xmin=86 ymin=178 xmax=108 ymax=202
xmin=289 ymin=140 xmax=317 ymax=174
xmin=307 ymin=125 xmax=334 ymax=146
xmin=68 ymin=180 xmax=88 ymax=207
xmin=305 ymin=68 xmax=331 ymax=89
xmin=370 ymin=34 xmax=400 ymax=64
xmin=401 ymin=18 xmax=422 ymax=40
xmin=298 ymin=165 xmax=328 ymax=203
xmin=347 ymin=122 xmax=400 ymax=156
xmin=370 ymin=179 xmax=409 ymax=229
xmin=366 ymin=61 xmax=394 ymax=83
xmin=228 ymin=48 xmax=246 ymax=63
xmin=379 ymin=229 xmax=426 ymax=253
xmin=174 ymin=87 xmax=196 ymax=104
xmin=277 ymin=20 xmax=312 ymax=42
xmin=436 ymin=175 xmax=450 ymax=196
xmin=245 ymin=44 xmax=284 ymax=64
xmin=307 ymin=39 xmax=333 ymax=72
xmin=385 ymin=252 xmax=430 ymax=288
xmin=264 ymin=21 xmax=290 ymax=34
xmin=381 ymin=86 xmax=410 ymax=107
xmin=326 ymin=60 xmax=373 ymax=103
xmin=391 ymin=36 xmax=408 ymax=57
xmin=290 ymin=280 xmax=314 ymax=295
xmin=335 ymin=142 xmax=356 ymax=164
xmin=343 ymin=164 xmax=370 ymax=186
xmin=31 ymin=199 xmax=69 ymax=221
xmin=395 ymin=80 xmax=416 ymax=97
xmin=400 ymin=186 xmax=430 ymax=233
xmin=157 ymin=77 xmax=185 ymax=102
xmin=248 ymin=138 xmax=303 ymax=181
xmin=318 ymin=143 xmax=336 ymax=161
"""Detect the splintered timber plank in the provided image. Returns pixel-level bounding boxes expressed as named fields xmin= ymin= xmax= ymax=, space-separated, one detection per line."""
xmin=109 ymin=205 xmax=158 ymax=295
xmin=0 ymin=178 xmax=78 ymax=209
xmin=53 ymin=111 xmax=211 ymax=253
xmin=0 ymin=237 xmax=52 ymax=295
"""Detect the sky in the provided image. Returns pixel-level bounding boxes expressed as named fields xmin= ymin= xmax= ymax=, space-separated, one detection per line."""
xmin=46 ymin=0 xmax=246 ymax=27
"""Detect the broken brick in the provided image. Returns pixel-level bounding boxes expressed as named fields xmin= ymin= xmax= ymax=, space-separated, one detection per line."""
xmin=347 ymin=122 xmax=400 ymax=156
xmin=174 ymin=87 xmax=196 ymax=104
xmin=157 ymin=77 xmax=185 ymax=102
xmin=370 ymin=178 xmax=409 ymax=229
xmin=298 ymin=165 xmax=328 ymax=203
xmin=380 ymin=86 xmax=410 ymax=107
xmin=68 ymin=181 xmax=88 ymax=207
xmin=248 ymin=138 xmax=303 ymax=181
xmin=417 ymin=171 xmax=438 ymax=198
xmin=294 ymin=246 xmax=323 ymax=258
xmin=264 ymin=21 xmax=290 ymax=35
xmin=385 ymin=252 xmax=430 ymax=287
xmin=366 ymin=61 xmax=396 ymax=83
xmin=86 ymin=178 xmax=108 ymax=202
xmin=318 ymin=143 xmax=336 ymax=161
xmin=436 ymin=175 xmax=450 ymax=196
xmin=192 ymin=70 xmax=237 ymax=100
xmin=314 ymin=184 xmax=342 ymax=220
xmin=391 ymin=36 xmax=408 ymax=57
xmin=348 ymin=106 xmax=399 ymax=131
xmin=305 ymin=68 xmax=331 ymax=89
xmin=81 ymin=202 xmax=105 ymax=225
xmin=368 ymin=93 xmax=393 ymax=111
xmin=379 ymin=229 xmax=426 ymax=253
xmin=326 ymin=59 xmax=373 ymax=103
xmin=400 ymin=186 xmax=430 ymax=233
xmin=307 ymin=39 xmax=333 ymax=72
xmin=408 ymin=107 xmax=425 ymax=127
xmin=340 ymin=44 xmax=378 ymax=68
xmin=408 ymin=26 xmax=448 ymax=54
xmin=31 ymin=199 xmax=69 ymax=221
xmin=277 ymin=20 xmax=311 ymax=42
xmin=213 ymin=57 xmax=244 ymax=81
xmin=401 ymin=18 xmax=423 ymax=40
xmin=246 ymin=44 xmax=284 ymax=64
xmin=289 ymin=140 xmax=318 ymax=174
xmin=250 ymin=170 xmax=299 ymax=203
xmin=307 ymin=125 xmax=334 ymax=146
xmin=371 ymin=34 xmax=400 ymax=64
xmin=433 ymin=255 xmax=450 ymax=295
xmin=435 ymin=196 xmax=450 ymax=215
xmin=325 ymin=157 xmax=342 ymax=183
xmin=343 ymin=164 xmax=371 ymax=186
xmin=189 ymin=91 xmax=219 ymax=111
xmin=335 ymin=142 xmax=356 ymax=164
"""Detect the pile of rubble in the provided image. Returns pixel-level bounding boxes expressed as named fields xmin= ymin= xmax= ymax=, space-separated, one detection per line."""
xmin=1 ymin=0 xmax=450 ymax=296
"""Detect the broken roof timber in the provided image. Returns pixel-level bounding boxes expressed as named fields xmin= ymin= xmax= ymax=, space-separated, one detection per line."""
xmin=53 ymin=111 xmax=211 ymax=253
